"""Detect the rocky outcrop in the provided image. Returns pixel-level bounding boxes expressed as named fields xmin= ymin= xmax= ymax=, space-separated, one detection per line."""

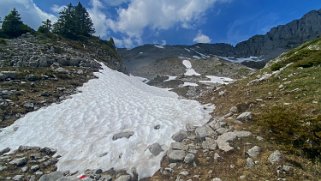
xmin=120 ymin=9 xmax=321 ymax=70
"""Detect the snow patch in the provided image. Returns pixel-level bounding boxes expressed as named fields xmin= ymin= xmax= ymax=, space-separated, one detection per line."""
xmin=154 ymin=45 xmax=164 ymax=49
xmin=129 ymin=74 xmax=149 ymax=83
xmin=164 ymin=76 xmax=177 ymax=82
xmin=182 ymin=60 xmax=201 ymax=76
xmin=220 ymin=56 xmax=264 ymax=63
xmin=182 ymin=82 xmax=199 ymax=87
xmin=0 ymin=63 xmax=213 ymax=178
xmin=200 ymin=75 xmax=234 ymax=85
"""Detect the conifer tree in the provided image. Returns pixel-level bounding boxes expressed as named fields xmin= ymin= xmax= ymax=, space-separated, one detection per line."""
xmin=38 ymin=19 xmax=52 ymax=33
xmin=1 ymin=8 xmax=33 ymax=38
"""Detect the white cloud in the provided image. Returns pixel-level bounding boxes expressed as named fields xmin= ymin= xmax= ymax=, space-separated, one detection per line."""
xmin=88 ymin=0 xmax=110 ymax=37
xmin=51 ymin=4 xmax=66 ymax=14
xmin=193 ymin=31 xmax=211 ymax=43
xmin=85 ymin=0 xmax=231 ymax=47
xmin=102 ymin=0 xmax=130 ymax=6
xmin=0 ymin=0 xmax=57 ymax=29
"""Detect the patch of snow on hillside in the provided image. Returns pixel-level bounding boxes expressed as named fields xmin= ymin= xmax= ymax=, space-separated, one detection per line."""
xmin=154 ymin=45 xmax=165 ymax=49
xmin=200 ymin=75 xmax=234 ymax=85
xmin=182 ymin=60 xmax=192 ymax=69
xmin=182 ymin=60 xmax=201 ymax=76
xmin=220 ymin=56 xmax=264 ymax=63
xmin=182 ymin=82 xmax=199 ymax=87
xmin=184 ymin=48 xmax=191 ymax=53
xmin=164 ymin=76 xmax=177 ymax=82
xmin=0 ymin=63 xmax=213 ymax=178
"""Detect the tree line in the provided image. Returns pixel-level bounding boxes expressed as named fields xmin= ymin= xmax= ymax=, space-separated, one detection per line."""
xmin=0 ymin=2 xmax=95 ymax=39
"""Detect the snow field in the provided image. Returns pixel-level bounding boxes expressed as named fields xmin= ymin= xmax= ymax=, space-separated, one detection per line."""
xmin=0 ymin=63 xmax=213 ymax=178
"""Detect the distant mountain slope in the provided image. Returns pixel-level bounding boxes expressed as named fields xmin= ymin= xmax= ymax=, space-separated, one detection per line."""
xmin=119 ymin=9 xmax=321 ymax=70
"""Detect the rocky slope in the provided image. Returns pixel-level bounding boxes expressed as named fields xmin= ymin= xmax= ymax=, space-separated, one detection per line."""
xmin=119 ymin=8 xmax=321 ymax=70
xmin=0 ymin=33 xmax=121 ymax=128
xmin=147 ymin=35 xmax=321 ymax=181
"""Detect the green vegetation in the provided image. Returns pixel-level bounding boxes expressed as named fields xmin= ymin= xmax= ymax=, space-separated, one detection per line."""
xmin=53 ymin=2 xmax=95 ymax=39
xmin=37 ymin=19 xmax=52 ymax=34
xmin=1 ymin=8 xmax=34 ymax=38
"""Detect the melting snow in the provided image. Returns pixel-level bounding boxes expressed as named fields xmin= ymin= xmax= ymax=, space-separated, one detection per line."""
xmin=182 ymin=60 xmax=201 ymax=76
xmin=164 ymin=76 xmax=177 ymax=82
xmin=200 ymin=75 xmax=234 ymax=85
xmin=0 ymin=63 xmax=213 ymax=178
xmin=220 ymin=56 xmax=264 ymax=63
xmin=182 ymin=82 xmax=199 ymax=87
xmin=154 ymin=45 xmax=164 ymax=49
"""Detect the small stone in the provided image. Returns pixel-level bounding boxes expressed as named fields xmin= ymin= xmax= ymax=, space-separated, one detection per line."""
xmin=169 ymin=163 xmax=177 ymax=169
xmin=246 ymin=158 xmax=255 ymax=168
xmin=31 ymin=165 xmax=40 ymax=172
xmin=247 ymin=146 xmax=261 ymax=158
xmin=171 ymin=130 xmax=188 ymax=142
xmin=214 ymin=153 xmax=220 ymax=161
xmin=0 ymin=147 xmax=10 ymax=155
xmin=256 ymin=136 xmax=264 ymax=141
xmin=9 ymin=157 xmax=27 ymax=166
xmin=154 ymin=125 xmax=161 ymax=129
xmin=112 ymin=131 xmax=134 ymax=140
xmin=21 ymin=166 xmax=28 ymax=172
xmin=212 ymin=178 xmax=222 ymax=181
xmin=41 ymin=147 xmax=57 ymax=155
xmin=98 ymin=152 xmax=108 ymax=157
xmin=35 ymin=171 xmax=43 ymax=175
xmin=167 ymin=150 xmax=186 ymax=162
xmin=29 ymin=175 xmax=36 ymax=181
xmin=95 ymin=169 xmax=103 ymax=174
xmin=115 ymin=175 xmax=131 ymax=181
xmin=230 ymin=106 xmax=238 ymax=114
xmin=148 ymin=143 xmax=163 ymax=156
xmin=184 ymin=153 xmax=195 ymax=163
xmin=12 ymin=175 xmax=24 ymax=181
xmin=240 ymin=175 xmax=246 ymax=180
xmin=268 ymin=150 xmax=282 ymax=165
xmin=282 ymin=165 xmax=292 ymax=172
xmin=236 ymin=112 xmax=253 ymax=122
xmin=101 ymin=175 xmax=112 ymax=181
xmin=179 ymin=170 xmax=189 ymax=176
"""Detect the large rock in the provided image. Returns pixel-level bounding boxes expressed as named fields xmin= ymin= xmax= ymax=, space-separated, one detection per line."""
xmin=0 ymin=147 xmax=10 ymax=155
xmin=167 ymin=150 xmax=186 ymax=162
xmin=195 ymin=126 xmax=216 ymax=140
xmin=170 ymin=142 xmax=188 ymax=150
xmin=268 ymin=150 xmax=282 ymax=165
xmin=236 ymin=112 xmax=253 ymax=122
xmin=201 ymin=137 xmax=217 ymax=150
xmin=0 ymin=71 xmax=17 ymax=80
xmin=9 ymin=157 xmax=27 ymax=166
xmin=216 ymin=131 xmax=251 ymax=152
xmin=39 ymin=172 xmax=64 ymax=181
xmin=247 ymin=146 xmax=261 ymax=158
xmin=148 ymin=143 xmax=163 ymax=156
xmin=171 ymin=130 xmax=188 ymax=142
xmin=184 ymin=153 xmax=195 ymax=164
xmin=112 ymin=131 xmax=134 ymax=140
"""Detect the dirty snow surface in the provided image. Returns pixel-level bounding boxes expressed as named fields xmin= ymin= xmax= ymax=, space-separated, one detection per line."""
xmin=0 ymin=63 xmax=213 ymax=178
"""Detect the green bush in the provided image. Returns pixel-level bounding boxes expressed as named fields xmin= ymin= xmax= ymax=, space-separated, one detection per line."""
xmin=258 ymin=106 xmax=321 ymax=161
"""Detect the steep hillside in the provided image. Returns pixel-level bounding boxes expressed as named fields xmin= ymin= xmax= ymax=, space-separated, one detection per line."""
xmin=0 ymin=33 xmax=122 ymax=128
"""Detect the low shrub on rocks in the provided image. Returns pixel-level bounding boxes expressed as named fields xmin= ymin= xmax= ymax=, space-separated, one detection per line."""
xmin=257 ymin=105 xmax=321 ymax=161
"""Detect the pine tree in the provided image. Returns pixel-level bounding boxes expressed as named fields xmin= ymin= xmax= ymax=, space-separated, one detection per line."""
xmin=53 ymin=3 xmax=95 ymax=39
xmin=1 ymin=8 xmax=33 ymax=37
xmin=38 ymin=19 xmax=52 ymax=33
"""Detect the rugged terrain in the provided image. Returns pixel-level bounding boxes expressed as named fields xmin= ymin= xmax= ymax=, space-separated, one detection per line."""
xmin=119 ymin=8 xmax=321 ymax=71
xmin=148 ymin=36 xmax=321 ymax=180
xmin=0 ymin=33 xmax=121 ymax=128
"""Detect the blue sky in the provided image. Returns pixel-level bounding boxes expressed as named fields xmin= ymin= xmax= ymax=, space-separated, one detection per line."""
xmin=1 ymin=0 xmax=321 ymax=47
